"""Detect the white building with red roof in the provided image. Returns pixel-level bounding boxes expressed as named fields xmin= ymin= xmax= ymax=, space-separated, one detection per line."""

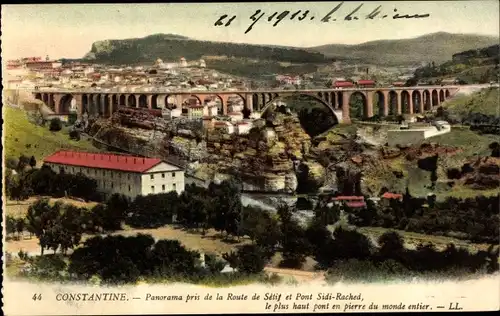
xmin=235 ymin=121 xmax=252 ymax=135
xmin=43 ymin=150 xmax=185 ymax=199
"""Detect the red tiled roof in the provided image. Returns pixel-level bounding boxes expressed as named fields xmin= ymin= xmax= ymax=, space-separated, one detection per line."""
xmin=334 ymin=81 xmax=354 ymax=87
xmin=334 ymin=196 xmax=365 ymax=201
xmin=43 ymin=150 xmax=164 ymax=173
xmin=382 ymin=192 xmax=403 ymax=199
xmin=346 ymin=201 xmax=367 ymax=208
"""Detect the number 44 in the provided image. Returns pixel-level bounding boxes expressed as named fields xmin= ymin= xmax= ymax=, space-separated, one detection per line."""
xmin=32 ymin=294 xmax=42 ymax=301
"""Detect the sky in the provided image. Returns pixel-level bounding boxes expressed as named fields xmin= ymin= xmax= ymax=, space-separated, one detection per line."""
xmin=1 ymin=1 xmax=499 ymax=60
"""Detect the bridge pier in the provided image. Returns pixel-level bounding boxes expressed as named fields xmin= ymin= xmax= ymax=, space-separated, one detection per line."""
xmin=366 ymin=92 xmax=374 ymax=118
xmin=408 ymin=91 xmax=414 ymax=115
xmin=341 ymin=91 xmax=351 ymax=124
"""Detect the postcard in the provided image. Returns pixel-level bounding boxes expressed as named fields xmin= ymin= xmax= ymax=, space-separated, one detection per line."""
xmin=2 ymin=1 xmax=499 ymax=315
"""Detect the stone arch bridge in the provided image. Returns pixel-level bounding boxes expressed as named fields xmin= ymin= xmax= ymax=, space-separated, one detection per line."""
xmin=33 ymin=86 xmax=459 ymax=124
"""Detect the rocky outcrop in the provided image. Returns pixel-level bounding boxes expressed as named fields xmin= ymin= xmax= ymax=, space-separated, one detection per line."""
xmin=203 ymin=113 xmax=310 ymax=192
xmin=92 ymin=112 xmax=311 ymax=192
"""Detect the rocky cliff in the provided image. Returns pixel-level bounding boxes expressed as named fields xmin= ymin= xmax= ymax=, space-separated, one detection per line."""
xmin=90 ymin=111 xmax=316 ymax=192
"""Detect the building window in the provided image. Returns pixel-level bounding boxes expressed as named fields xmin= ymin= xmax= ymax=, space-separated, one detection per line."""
xmin=128 ymin=185 xmax=131 ymax=192
xmin=172 ymin=172 xmax=176 ymax=177
xmin=111 ymin=183 xmax=114 ymax=189
xmin=150 ymin=174 xmax=154 ymax=180
xmin=103 ymin=171 xmax=106 ymax=176
xmin=162 ymin=184 xmax=165 ymax=191
xmin=151 ymin=186 xmax=155 ymax=193
xmin=162 ymin=173 xmax=165 ymax=178
xmin=95 ymin=169 xmax=97 ymax=175
xmin=173 ymin=183 xmax=176 ymax=190
xmin=128 ymin=174 xmax=130 ymax=180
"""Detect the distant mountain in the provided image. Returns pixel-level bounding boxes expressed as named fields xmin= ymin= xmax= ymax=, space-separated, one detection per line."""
xmin=82 ymin=33 xmax=331 ymax=65
xmin=309 ymin=32 xmax=499 ymax=66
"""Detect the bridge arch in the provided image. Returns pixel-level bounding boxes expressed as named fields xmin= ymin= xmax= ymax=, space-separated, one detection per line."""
xmin=388 ymin=91 xmax=398 ymax=116
xmin=400 ymin=90 xmax=411 ymax=114
xmin=127 ymin=94 xmax=137 ymax=107
xmin=374 ymin=91 xmax=386 ymax=117
xmin=260 ymin=93 xmax=341 ymax=123
xmin=81 ymin=95 xmax=89 ymax=114
xmin=111 ymin=95 xmax=119 ymax=114
xmin=412 ymin=90 xmax=422 ymax=113
xmin=431 ymin=90 xmax=439 ymax=106
xmin=138 ymin=94 xmax=148 ymax=108
xmin=164 ymin=94 xmax=177 ymax=109
xmin=102 ymin=94 xmax=109 ymax=117
xmin=95 ymin=94 xmax=102 ymax=116
xmin=445 ymin=89 xmax=451 ymax=98
xmin=349 ymin=91 xmax=368 ymax=119
xmin=119 ymin=94 xmax=126 ymax=106
xmin=202 ymin=94 xmax=224 ymax=115
xmin=58 ymin=94 xmax=74 ymax=114
xmin=439 ymin=90 xmax=445 ymax=102
xmin=151 ymin=94 xmax=159 ymax=109
xmin=34 ymin=93 xmax=42 ymax=101
xmin=423 ymin=90 xmax=431 ymax=111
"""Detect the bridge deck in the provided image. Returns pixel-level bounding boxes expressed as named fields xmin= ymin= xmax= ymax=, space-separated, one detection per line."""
xmin=32 ymin=86 xmax=460 ymax=94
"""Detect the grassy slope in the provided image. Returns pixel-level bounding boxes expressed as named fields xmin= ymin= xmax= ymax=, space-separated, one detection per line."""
xmin=444 ymin=87 xmax=500 ymax=117
xmin=3 ymin=106 xmax=99 ymax=164
xmin=310 ymin=32 xmax=498 ymax=66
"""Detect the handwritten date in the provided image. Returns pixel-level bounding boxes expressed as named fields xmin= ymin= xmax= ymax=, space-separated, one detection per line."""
xmin=214 ymin=2 xmax=430 ymax=34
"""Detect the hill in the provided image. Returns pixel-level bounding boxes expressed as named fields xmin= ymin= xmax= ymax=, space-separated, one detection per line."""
xmin=309 ymin=32 xmax=499 ymax=66
xmin=444 ymin=87 xmax=500 ymax=117
xmin=82 ymin=33 xmax=331 ymax=65
xmin=410 ymin=45 xmax=499 ymax=84
xmin=3 ymin=106 xmax=99 ymax=165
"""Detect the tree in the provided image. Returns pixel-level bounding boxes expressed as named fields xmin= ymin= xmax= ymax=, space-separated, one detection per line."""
xmin=331 ymin=226 xmax=373 ymax=261
xmin=305 ymin=218 xmax=333 ymax=260
xmin=127 ymin=192 xmax=177 ymax=228
xmin=25 ymin=165 xmax=57 ymax=195
xmin=15 ymin=218 xmax=25 ymax=240
xmin=377 ymin=231 xmax=405 ymax=260
xmin=150 ymin=239 xmax=200 ymax=276
xmin=240 ymin=207 xmax=281 ymax=253
xmin=58 ymin=204 xmax=86 ymax=254
xmin=49 ymin=118 xmax=63 ymax=131
xmin=69 ymin=130 xmax=81 ymax=141
xmin=103 ymin=193 xmax=130 ymax=230
xmin=223 ymin=244 xmax=268 ymax=274
xmin=29 ymin=156 xmax=37 ymax=169
xmin=6 ymin=216 xmax=16 ymax=239
xmin=25 ymin=198 xmax=61 ymax=255
xmin=208 ymin=180 xmax=242 ymax=238
xmin=280 ymin=219 xmax=311 ymax=268
xmin=17 ymin=155 xmax=30 ymax=173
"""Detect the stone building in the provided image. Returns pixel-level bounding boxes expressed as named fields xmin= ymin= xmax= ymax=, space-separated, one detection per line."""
xmin=43 ymin=150 xmax=185 ymax=199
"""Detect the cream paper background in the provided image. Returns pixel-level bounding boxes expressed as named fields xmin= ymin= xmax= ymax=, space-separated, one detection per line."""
xmin=3 ymin=275 xmax=500 ymax=315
